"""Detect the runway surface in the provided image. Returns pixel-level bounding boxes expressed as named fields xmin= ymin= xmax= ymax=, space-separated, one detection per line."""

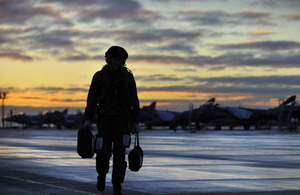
xmin=1 ymin=128 xmax=300 ymax=194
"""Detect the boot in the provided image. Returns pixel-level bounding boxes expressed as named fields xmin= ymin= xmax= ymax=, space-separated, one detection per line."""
xmin=113 ymin=182 xmax=123 ymax=195
xmin=96 ymin=174 xmax=106 ymax=191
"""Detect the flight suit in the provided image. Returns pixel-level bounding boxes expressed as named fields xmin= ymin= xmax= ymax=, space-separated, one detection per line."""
xmin=85 ymin=65 xmax=140 ymax=187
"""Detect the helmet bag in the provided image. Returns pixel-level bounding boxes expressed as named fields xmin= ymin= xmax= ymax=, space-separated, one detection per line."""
xmin=128 ymin=133 xmax=143 ymax=172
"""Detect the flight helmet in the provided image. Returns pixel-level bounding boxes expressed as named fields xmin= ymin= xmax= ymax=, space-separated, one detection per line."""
xmin=105 ymin=46 xmax=128 ymax=65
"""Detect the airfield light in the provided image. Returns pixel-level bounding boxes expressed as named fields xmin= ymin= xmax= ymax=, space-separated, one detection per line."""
xmin=0 ymin=92 xmax=7 ymax=129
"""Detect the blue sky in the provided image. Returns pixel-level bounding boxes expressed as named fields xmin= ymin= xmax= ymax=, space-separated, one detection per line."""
xmin=1 ymin=0 xmax=300 ymax=115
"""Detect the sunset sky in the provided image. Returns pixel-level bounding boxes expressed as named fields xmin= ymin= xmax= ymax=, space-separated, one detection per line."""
xmin=1 ymin=0 xmax=300 ymax=116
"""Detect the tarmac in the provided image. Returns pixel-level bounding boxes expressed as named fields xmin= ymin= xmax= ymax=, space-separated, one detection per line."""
xmin=1 ymin=127 xmax=300 ymax=195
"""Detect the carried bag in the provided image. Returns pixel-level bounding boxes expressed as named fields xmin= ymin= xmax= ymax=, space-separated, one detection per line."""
xmin=77 ymin=126 xmax=95 ymax=158
xmin=128 ymin=133 xmax=143 ymax=172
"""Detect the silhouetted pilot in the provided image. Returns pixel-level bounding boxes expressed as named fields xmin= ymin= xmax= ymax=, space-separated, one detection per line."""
xmin=84 ymin=46 xmax=140 ymax=195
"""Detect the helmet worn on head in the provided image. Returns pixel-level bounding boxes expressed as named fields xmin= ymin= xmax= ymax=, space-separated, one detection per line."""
xmin=105 ymin=46 xmax=128 ymax=65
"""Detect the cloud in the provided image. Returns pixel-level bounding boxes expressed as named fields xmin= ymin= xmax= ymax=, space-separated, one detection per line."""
xmin=22 ymin=28 xmax=83 ymax=50
xmin=59 ymin=55 xmax=102 ymax=61
xmin=32 ymin=35 xmax=74 ymax=49
xmin=30 ymin=86 xmax=88 ymax=93
xmin=49 ymin=98 xmax=85 ymax=103
xmin=9 ymin=74 xmax=299 ymax=99
xmin=0 ymin=0 xmax=71 ymax=25
xmin=0 ymin=26 xmax=38 ymax=34
xmin=251 ymin=0 xmax=300 ymax=9
xmin=286 ymin=13 xmax=300 ymax=21
xmin=215 ymin=41 xmax=300 ymax=50
xmin=0 ymin=29 xmax=77 ymax=61
xmin=248 ymin=30 xmax=274 ymax=36
xmin=137 ymin=83 xmax=299 ymax=101
xmin=234 ymin=53 xmax=300 ymax=67
xmin=138 ymin=85 xmax=298 ymax=97
xmin=135 ymin=74 xmax=300 ymax=105
xmin=3 ymin=0 xmax=160 ymax=25
xmin=131 ymin=54 xmax=188 ymax=64
xmin=1 ymin=25 xmax=203 ymax=59
xmin=0 ymin=53 xmax=33 ymax=61
xmin=137 ymin=74 xmax=300 ymax=88
xmin=173 ymin=68 xmax=197 ymax=72
xmin=151 ymin=43 xmax=198 ymax=54
xmin=17 ymin=96 xmax=45 ymax=100
xmin=177 ymin=9 xmax=272 ymax=26
xmin=75 ymin=0 xmax=160 ymax=23
xmin=58 ymin=51 xmax=300 ymax=69
xmin=108 ymin=29 xmax=202 ymax=43
xmin=136 ymin=74 xmax=181 ymax=82
xmin=0 ymin=26 xmax=39 ymax=46
xmin=0 ymin=36 xmax=16 ymax=45
xmin=131 ymin=52 xmax=300 ymax=68
xmin=42 ymin=0 xmax=100 ymax=6
xmin=190 ymin=75 xmax=300 ymax=87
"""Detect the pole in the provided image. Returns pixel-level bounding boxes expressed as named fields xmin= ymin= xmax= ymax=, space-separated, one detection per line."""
xmin=2 ymin=98 xmax=4 ymax=129
xmin=1 ymin=92 xmax=6 ymax=129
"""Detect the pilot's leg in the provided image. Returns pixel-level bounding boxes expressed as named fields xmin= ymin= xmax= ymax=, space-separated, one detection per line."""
xmin=112 ymin=137 xmax=127 ymax=185
xmin=96 ymin=116 xmax=112 ymax=191
xmin=96 ymin=150 xmax=111 ymax=191
xmin=111 ymin=116 xmax=128 ymax=194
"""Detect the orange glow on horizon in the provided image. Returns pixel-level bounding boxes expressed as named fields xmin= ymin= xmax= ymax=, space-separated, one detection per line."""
xmin=248 ymin=30 xmax=274 ymax=35
xmin=5 ymin=90 xmax=86 ymax=108
xmin=3 ymin=88 xmax=295 ymax=111
xmin=244 ymin=99 xmax=280 ymax=107
xmin=214 ymin=94 xmax=256 ymax=101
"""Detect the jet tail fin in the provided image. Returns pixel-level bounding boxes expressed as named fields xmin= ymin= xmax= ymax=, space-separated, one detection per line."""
xmin=62 ymin=109 xmax=68 ymax=115
xmin=142 ymin=101 xmax=156 ymax=110
xmin=281 ymin=95 xmax=296 ymax=106
xmin=277 ymin=95 xmax=296 ymax=124
xmin=206 ymin=98 xmax=215 ymax=105
xmin=148 ymin=101 xmax=156 ymax=110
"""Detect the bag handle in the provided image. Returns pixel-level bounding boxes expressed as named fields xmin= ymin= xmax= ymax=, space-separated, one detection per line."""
xmin=134 ymin=133 xmax=140 ymax=147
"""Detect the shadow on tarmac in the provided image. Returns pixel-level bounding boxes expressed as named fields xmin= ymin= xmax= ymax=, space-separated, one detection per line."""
xmin=1 ymin=167 xmax=300 ymax=195
xmin=0 ymin=167 xmax=153 ymax=195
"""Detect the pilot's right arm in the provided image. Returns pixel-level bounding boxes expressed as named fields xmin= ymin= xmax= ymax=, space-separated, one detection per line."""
xmin=85 ymin=71 xmax=101 ymax=121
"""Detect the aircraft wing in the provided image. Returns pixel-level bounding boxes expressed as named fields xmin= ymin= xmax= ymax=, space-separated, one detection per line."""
xmin=156 ymin=110 xmax=176 ymax=121
xmin=227 ymin=107 xmax=252 ymax=119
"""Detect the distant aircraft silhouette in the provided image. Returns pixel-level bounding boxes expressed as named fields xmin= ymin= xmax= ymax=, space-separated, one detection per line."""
xmin=6 ymin=109 xmax=84 ymax=129
xmin=5 ymin=112 xmax=42 ymax=128
xmin=139 ymin=101 xmax=180 ymax=129
xmin=173 ymin=95 xmax=298 ymax=130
